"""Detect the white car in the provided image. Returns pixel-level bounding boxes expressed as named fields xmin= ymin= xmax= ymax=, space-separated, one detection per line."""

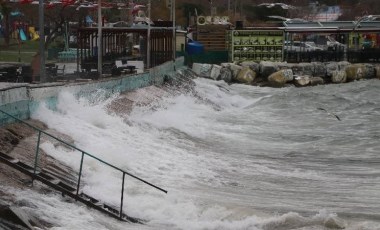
xmin=284 ymin=41 xmax=323 ymax=52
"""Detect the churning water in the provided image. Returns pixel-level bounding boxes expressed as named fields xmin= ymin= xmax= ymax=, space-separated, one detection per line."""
xmin=11 ymin=77 xmax=380 ymax=229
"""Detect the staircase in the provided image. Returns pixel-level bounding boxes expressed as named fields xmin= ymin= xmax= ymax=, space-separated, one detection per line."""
xmin=0 ymin=151 xmax=139 ymax=222
xmin=0 ymin=110 xmax=167 ymax=223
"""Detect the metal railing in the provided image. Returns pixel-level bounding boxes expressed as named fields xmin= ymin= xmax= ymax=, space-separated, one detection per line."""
xmin=0 ymin=109 xmax=167 ymax=220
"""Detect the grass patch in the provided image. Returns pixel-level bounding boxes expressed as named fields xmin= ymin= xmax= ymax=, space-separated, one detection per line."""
xmin=0 ymin=38 xmax=47 ymax=63
xmin=0 ymin=38 xmax=40 ymax=51
xmin=0 ymin=51 xmax=36 ymax=63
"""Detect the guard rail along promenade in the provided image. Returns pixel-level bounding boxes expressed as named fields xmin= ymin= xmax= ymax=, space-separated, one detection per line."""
xmin=0 ymin=57 xmax=184 ymax=222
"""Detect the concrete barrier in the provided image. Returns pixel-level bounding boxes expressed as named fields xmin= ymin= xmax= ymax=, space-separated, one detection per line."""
xmin=0 ymin=57 xmax=184 ymax=125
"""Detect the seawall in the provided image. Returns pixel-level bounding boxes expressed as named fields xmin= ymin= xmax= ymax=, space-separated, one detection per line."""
xmin=0 ymin=57 xmax=184 ymax=124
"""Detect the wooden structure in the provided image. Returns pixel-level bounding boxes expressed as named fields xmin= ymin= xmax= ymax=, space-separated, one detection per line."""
xmin=195 ymin=25 xmax=229 ymax=51
xmin=77 ymin=27 xmax=174 ymax=72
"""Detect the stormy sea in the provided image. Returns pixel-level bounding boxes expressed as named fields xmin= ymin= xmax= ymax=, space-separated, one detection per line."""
xmin=9 ymin=75 xmax=380 ymax=229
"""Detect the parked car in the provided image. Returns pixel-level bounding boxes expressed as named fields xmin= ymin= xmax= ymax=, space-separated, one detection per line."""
xmin=284 ymin=41 xmax=323 ymax=52
xmin=306 ymin=35 xmax=346 ymax=51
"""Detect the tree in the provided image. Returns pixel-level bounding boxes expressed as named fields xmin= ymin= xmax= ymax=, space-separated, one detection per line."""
xmin=180 ymin=3 xmax=205 ymax=27
xmin=243 ymin=4 xmax=288 ymax=23
xmin=0 ymin=0 xmax=11 ymax=47
xmin=44 ymin=4 xmax=85 ymax=50
xmin=151 ymin=0 xmax=170 ymax=21
xmin=356 ymin=0 xmax=380 ymax=15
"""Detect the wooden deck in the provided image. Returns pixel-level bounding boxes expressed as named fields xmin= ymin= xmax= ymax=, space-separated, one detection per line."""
xmin=196 ymin=25 xmax=230 ymax=51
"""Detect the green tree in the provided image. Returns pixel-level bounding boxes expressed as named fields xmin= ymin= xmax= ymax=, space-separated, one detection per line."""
xmin=180 ymin=3 xmax=205 ymax=27
xmin=0 ymin=0 xmax=11 ymax=47
xmin=243 ymin=4 xmax=287 ymax=22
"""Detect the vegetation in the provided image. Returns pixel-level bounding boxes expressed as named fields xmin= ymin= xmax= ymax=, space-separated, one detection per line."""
xmin=0 ymin=38 xmax=39 ymax=63
xmin=0 ymin=0 xmax=11 ymax=46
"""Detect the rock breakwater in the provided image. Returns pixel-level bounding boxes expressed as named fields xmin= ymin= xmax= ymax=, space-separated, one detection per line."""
xmin=192 ymin=61 xmax=380 ymax=87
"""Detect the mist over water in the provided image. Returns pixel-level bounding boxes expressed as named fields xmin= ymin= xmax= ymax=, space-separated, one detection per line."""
xmin=15 ymin=78 xmax=380 ymax=229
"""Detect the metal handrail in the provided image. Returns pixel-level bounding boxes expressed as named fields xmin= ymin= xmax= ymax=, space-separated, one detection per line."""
xmin=0 ymin=109 xmax=167 ymax=219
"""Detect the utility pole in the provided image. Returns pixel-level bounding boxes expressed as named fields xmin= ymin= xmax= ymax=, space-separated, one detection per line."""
xmin=168 ymin=0 xmax=173 ymax=20
xmin=97 ymin=0 xmax=102 ymax=77
xmin=209 ymin=0 xmax=212 ymax=16
xmin=228 ymin=0 xmax=230 ymax=18
xmin=147 ymin=0 xmax=151 ymax=68
xmin=234 ymin=0 xmax=237 ymax=21
xmin=38 ymin=0 xmax=45 ymax=82
xmin=172 ymin=0 xmax=176 ymax=64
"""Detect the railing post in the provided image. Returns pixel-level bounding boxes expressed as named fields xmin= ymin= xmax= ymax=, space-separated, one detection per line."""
xmin=76 ymin=152 xmax=85 ymax=196
xmin=120 ymin=172 xmax=126 ymax=220
xmin=33 ymin=131 xmax=42 ymax=176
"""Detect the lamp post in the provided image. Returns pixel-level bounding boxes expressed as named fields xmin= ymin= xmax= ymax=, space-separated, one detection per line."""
xmin=97 ymin=0 xmax=102 ymax=76
xmin=172 ymin=0 xmax=175 ymax=66
xmin=38 ymin=0 xmax=45 ymax=82
xmin=147 ymin=0 xmax=151 ymax=68
xmin=227 ymin=0 xmax=230 ymax=19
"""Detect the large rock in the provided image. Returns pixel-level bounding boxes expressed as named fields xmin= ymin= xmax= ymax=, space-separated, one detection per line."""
xmin=344 ymin=63 xmax=374 ymax=81
xmin=240 ymin=61 xmax=260 ymax=73
xmin=294 ymin=75 xmax=311 ymax=87
xmin=219 ymin=67 xmax=232 ymax=83
xmin=235 ymin=67 xmax=256 ymax=84
xmin=229 ymin=63 xmax=243 ymax=81
xmin=220 ymin=62 xmax=231 ymax=68
xmin=375 ymin=65 xmax=380 ymax=79
xmin=276 ymin=62 xmax=290 ymax=70
xmin=282 ymin=69 xmax=294 ymax=82
xmin=362 ymin=64 xmax=376 ymax=79
xmin=268 ymin=69 xmax=293 ymax=87
xmin=291 ymin=62 xmax=314 ymax=76
xmin=325 ymin=62 xmax=339 ymax=77
xmin=192 ymin=63 xmax=213 ymax=78
xmin=290 ymin=63 xmax=301 ymax=75
xmin=310 ymin=76 xmax=324 ymax=86
xmin=312 ymin=62 xmax=327 ymax=77
xmin=259 ymin=61 xmax=279 ymax=79
xmin=210 ymin=64 xmax=222 ymax=80
xmin=331 ymin=70 xmax=347 ymax=83
xmin=345 ymin=64 xmax=365 ymax=82
xmin=338 ymin=61 xmax=351 ymax=71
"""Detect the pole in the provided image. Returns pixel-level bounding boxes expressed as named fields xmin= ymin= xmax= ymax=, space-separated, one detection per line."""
xmin=128 ymin=0 xmax=133 ymax=25
xmin=169 ymin=0 xmax=172 ymax=21
xmin=33 ymin=131 xmax=42 ymax=176
xmin=97 ymin=0 xmax=102 ymax=77
xmin=147 ymin=0 xmax=151 ymax=68
xmin=18 ymin=39 xmax=21 ymax=62
xmin=38 ymin=0 xmax=46 ymax=82
xmin=210 ymin=0 xmax=212 ymax=16
xmin=172 ymin=0 xmax=176 ymax=64
xmin=76 ymin=152 xmax=85 ymax=196
xmin=228 ymin=0 xmax=230 ymax=19
xmin=239 ymin=0 xmax=242 ymax=20
xmin=119 ymin=172 xmax=126 ymax=220
xmin=234 ymin=0 xmax=237 ymax=22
